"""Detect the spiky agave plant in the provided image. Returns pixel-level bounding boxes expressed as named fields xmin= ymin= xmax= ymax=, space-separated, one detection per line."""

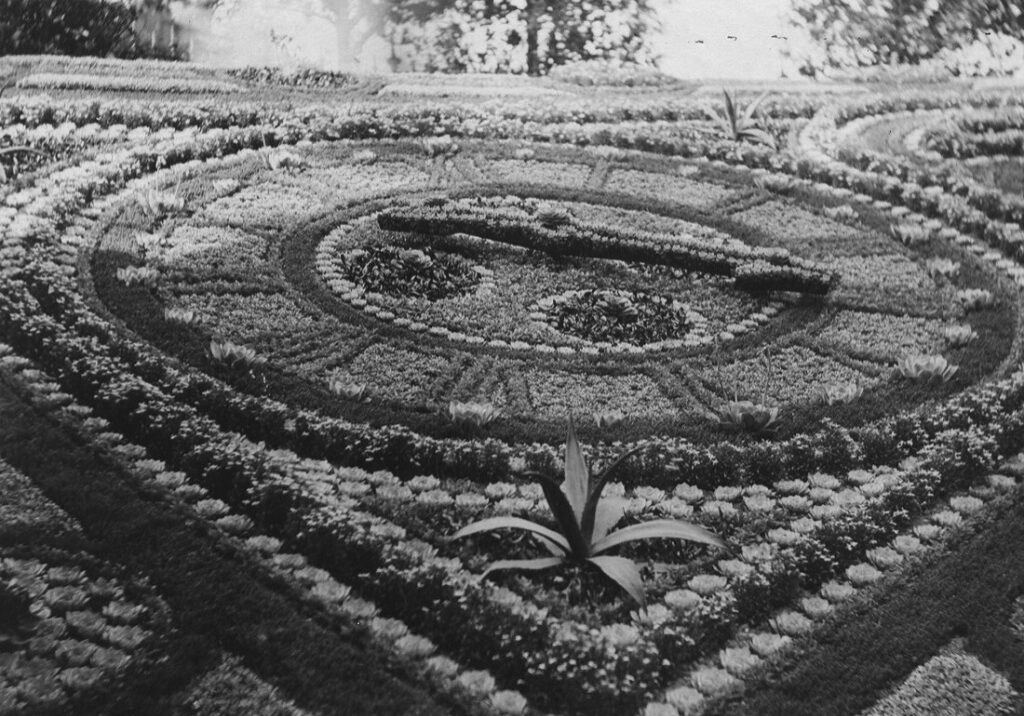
xmin=452 ymin=418 xmax=726 ymax=605
xmin=707 ymin=90 xmax=777 ymax=150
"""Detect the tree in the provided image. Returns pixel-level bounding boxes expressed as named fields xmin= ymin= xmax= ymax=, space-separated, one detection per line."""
xmin=385 ymin=0 xmax=660 ymax=75
xmin=0 ymin=0 xmax=141 ymax=57
xmin=789 ymin=0 xmax=1024 ymax=76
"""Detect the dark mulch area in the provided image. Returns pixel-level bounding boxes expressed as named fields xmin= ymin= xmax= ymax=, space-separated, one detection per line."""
xmin=0 ymin=376 xmax=458 ymax=716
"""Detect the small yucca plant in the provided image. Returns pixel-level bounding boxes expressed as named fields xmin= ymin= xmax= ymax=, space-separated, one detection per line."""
xmin=943 ymin=324 xmax=977 ymax=348
xmin=164 ymin=307 xmax=198 ymax=325
xmin=329 ymin=377 xmax=368 ymax=401
xmin=714 ymin=400 xmax=781 ymax=434
xmin=818 ymin=382 xmax=864 ymax=406
xmin=260 ymin=148 xmax=306 ymax=171
xmin=957 ymin=288 xmax=995 ymax=311
xmin=449 ymin=401 xmax=501 ymax=430
xmin=925 ymin=258 xmax=959 ymax=280
xmin=135 ymin=187 xmax=184 ymax=217
xmin=209 ymin=340 xmax=265 ymax=369
xmin=115 ymin=265 xmax=161 ymax=287
xmin=453 ymin=417 xmax=726 ymax=605
xmin=421 ymin=135 xmax=459 ymax=158
xmin=707 ymin=90 xmax=777 ymax=150
xmin=711 ymin=348 xmax=781 ymax=435
xmin=891 ymin=223 xmax=930 ymax=246
xmin=593 ymin=409 xmax=627 ymax=429
xmin=895 ymin=354 xmax=958 ymax=383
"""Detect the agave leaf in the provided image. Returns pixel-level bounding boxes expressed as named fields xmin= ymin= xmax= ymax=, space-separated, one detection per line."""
xmin=452 ymin=516 xmax=570 ymax=555
xmin=482 ymin=556 xmax=565 ymax=577
xmin=535 ymin=533 xmax=566 ymax=557
xmin=722 ymin=89 xmax=738 ymax=137
xmin=531 ymin=471 xmax=591 ymax=559
xmin=592 ymin=519 xmax=726 ymax=555
xmin=580 ymin=444 xmax=645 ymax=541
xmin=742 ymin=91 xmax=771 ymax=125
xmin=739 ymin=127 xmax=778 ymax=150
xmin=563 ymin=415 xmax=589 ymax=523
xmin=704 ymin=105 xmax=730 ymax=135
xmin=0 ymin=146 xmax=46 ymax=159
xmin=587 ymin=554 xmax=646 ymax=606
xmin=590 ymin=498 xmax=626 ymax=543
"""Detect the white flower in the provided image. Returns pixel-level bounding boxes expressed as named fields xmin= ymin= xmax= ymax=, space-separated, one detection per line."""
xmin=780 ymin=495 xmax=812 ymax=512
xmin=658 ymin=498 xmax=694 ymax=518
xmin=484 ymin=482 xmax=517 ymax=499
xmin=718 ymin=560 xmax=755 ymax=580
xmin=425 ymin=656 xmax=460 ymax=679
xmin=770 ymin=611 xmax=814 ymax=636
xmin=820 ymin=581 xmax=856 ymax=603
xmin=691 ymin=667 xmax=742 ymax=697
xmin=775 ymin=479 xmax=809 ymax=495
xmin=673 ymin=484 xmax=704 ymax=502
xmin=371 ymin=617 xmax=409 ymax=642
xmin=913 ymin=524 xmax=943 ymax=541
xmin=407 ymin=475 xmax=441 ymax=492
xmin=490 ymin=691 xmax=528 ymax=715
xmin=789 ymin=517 xmax=819 ymax=534
xmin=891 ymin=535 xmax=923 ymax=555
xmin=394 ymin=635 xmax=436 ymax=659
xmin=845 ymin=469 xmax=874 ymax=485
xmin=719 ymin=646 xmax=760 ymax=675
xmin=687 ymin=574 xmax=728 ymax=596
xmin=664 ymin=589 xmax=702 ymax=613
xmin=601 ymin=623 xmax=641 ymax=647
xmin=664 ymin=685 xmax=704 ymax=714
xmin=767 ymin=528 xmax=801 ymax=546
xmin=749 ymin=632 xmax=791 ymax=656
xmin=743 ymin=494 xmax=775 ymax=512
xmin=418 ymin=490 xmax=454 ymax=506
xmin=741 ymin=543 xmax=775 ymax=564
xmin=949 ymin=495 xmax=983 ymax=514
xmin=808 ymin=472 xmax=841 ymax=489
xmin=457 ymin=670 xmax=496 ymax=697
xmin=455 ymin=493 xmax=488 ymax=508
xmin=800 ymin=596 xmax=832 ymax=619
xmin=931 ymin=510 xmax=963 ymax=527
xmin=713 ymin=486 xmax=742 ymax=501
xmin=866 ymin=547 xmax=903 ymax=570
xmin=633 ymin=604 xmax=673 ymax=628
xmin=846 ymin=563 xmax=882 ymax=587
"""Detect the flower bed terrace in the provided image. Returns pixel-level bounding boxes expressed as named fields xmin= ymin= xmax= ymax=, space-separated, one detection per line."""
xmin=1 ymin=65 xmax=1023 ymax=715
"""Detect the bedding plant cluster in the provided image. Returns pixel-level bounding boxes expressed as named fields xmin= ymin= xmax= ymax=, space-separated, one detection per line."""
xmin=1 ymin=55 xmax=1023 ymax=715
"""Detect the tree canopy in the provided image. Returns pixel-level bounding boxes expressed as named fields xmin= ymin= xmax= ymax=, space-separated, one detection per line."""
xmin=386 ymin=0 xmax=660 ymax=75
xmin=789 ymin=0 xmax=1024 ymax=76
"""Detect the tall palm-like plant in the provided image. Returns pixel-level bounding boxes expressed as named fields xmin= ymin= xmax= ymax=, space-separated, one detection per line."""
xmin=452 ymin=418 xmax=727 ymax=605
xmin=707 ymin=89 xmax=777 ymax=150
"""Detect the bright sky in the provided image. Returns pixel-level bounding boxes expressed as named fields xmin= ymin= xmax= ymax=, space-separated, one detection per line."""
xmin=651 ymin=0 xmax=802 ymax=79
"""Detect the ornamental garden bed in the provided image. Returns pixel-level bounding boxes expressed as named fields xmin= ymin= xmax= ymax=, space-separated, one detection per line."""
xmin=1 ymin=63 xmax=1023 ymax=715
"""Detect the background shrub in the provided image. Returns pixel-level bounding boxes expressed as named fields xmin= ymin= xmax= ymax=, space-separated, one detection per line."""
xmin=0 ymin=0 xmax=141 ymax=58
